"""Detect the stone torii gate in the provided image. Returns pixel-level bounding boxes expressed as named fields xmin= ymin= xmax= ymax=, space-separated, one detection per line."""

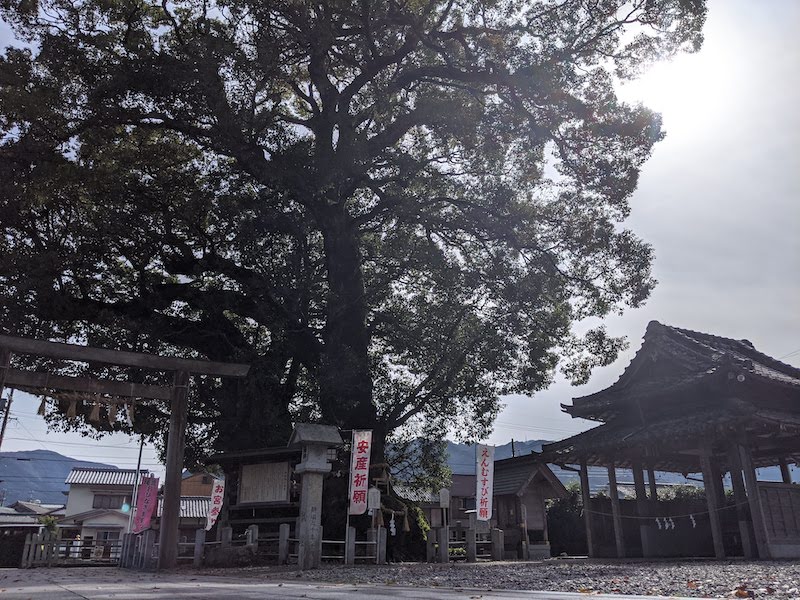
xmin=0 ymin=334 xmax=249 ymax=569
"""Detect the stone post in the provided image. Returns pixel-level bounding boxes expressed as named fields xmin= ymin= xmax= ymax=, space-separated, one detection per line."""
xmin=466 ymin=528 xmax=477 ymax=562
xmin=491 ymin=528 xmax=504 ymax=561
xmin=345 ymin=525 xmax=356 ymax=565
xmin=438 ymin=526 xmax=449 ymax=563
xmin=193 ymin=528 xmax=206 ymax=568
xmin=377 ymin=527 xmax=387 ymax=564
xmin=278 ymin=523 xmax=291 ymax=564
xmin=288 ymin=424 xmax=342 ymax=570
xmin=220 ymin=526 xmax=232 ymax=548
xmin=426 ymin=528 xmax=437 ymax=563
xmin=246 ymin=524 xmax=259 ymax=548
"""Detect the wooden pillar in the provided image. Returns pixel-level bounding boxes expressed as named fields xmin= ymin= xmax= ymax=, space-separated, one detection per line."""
xmin=0 ymin=347 xmax=11 ymax=451
xmin=726 ymin=444 xmax=754 ymax=558
xmin=779 ymin=458 xmax=792 ymax=484
xmin=540 ymin=495 xmax=549 ymax=543
xmin=632 ymin=461 xmax=651 ymax=557
xmin=699 ymin=453 xmax=726 ymax=559
xmin=579 ymin=458 xmax=595 ymax=557
xmin=0 ymin=347 xmax=10 ymax=390
xmin=647 ymin=465 xmax=658 ymax=500
xmin=158 ymin=369 xmax=190 ymax=570
xmin=711 ymin=463 xmax=726 ymax=509
xmin=607 ymin=465 xmax=626 ymax=558
xmin=739 ymin=443 xmax=771 ymax=559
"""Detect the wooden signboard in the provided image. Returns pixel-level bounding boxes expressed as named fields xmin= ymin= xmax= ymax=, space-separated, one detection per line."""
xmin=239 ymin=462 xmax=290 ymax=503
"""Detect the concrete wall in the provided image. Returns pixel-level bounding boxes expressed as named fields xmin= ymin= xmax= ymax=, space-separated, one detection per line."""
xmin=65 ymin=486 xmax=95 ymax=517
xmin=65 ymin=485 xmax=132 ymax=517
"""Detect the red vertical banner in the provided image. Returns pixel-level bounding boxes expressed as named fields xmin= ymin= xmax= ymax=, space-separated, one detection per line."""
xmin=348 ymin=430 xmax=372 ymax=515
xmin=205 ymin=478 xmax=225 ymax=531
xmin=132 ymin=475 xmax=159 ymax=534
xmin=476 ymin=444 xmax=494 ymax=521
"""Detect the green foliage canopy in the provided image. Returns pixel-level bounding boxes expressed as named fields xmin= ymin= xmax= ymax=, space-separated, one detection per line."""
xmin=0 ymin=0 xmax=706 ymax=457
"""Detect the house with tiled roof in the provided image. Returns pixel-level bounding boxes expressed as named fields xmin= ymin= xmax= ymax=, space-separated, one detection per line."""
xmin=58 ymin=468 xmax=147 ymax=554
xmin=59 ymin=467 xmax=211 ymax=556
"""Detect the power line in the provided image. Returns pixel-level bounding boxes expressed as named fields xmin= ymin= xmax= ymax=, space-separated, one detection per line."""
xmin=2 ymin=435 xmax=159 ymax=451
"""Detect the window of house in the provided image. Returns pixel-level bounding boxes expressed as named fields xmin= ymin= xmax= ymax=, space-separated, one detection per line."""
xmin=92 ymin=495 xmax=128 ymax=509
xmin=459 ymin=497 xmax=476 ymax=511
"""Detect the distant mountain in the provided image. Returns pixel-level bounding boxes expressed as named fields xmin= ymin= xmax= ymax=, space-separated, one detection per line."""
xmin=0 ymin=449 xmax=116 ymax=506
xmin=446 ymin=439 xmax=548 ymax=475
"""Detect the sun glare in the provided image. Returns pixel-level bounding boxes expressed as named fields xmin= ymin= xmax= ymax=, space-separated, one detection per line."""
xmin=617 ymin=36 xmax=739 ymax=144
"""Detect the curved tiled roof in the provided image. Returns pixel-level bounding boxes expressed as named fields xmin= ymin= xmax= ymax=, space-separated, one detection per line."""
xmin=565 ymin=321 xmax=800 ymax=421
xmin=65 ymin=468 xmax=148 ymax=486
xmin=157 ymin=496 xmax=210 ymax=519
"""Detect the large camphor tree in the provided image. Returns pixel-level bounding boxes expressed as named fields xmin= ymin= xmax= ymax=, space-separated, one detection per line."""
xmin=0 ymin=0 xmax=706 ymax=464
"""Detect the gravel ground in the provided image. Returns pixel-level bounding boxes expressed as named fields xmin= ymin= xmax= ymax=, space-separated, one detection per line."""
xmin=202 ymin=560 xmax=800 ymax=598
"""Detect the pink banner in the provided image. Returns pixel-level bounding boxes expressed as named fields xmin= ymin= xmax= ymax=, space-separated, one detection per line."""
xmin=132 ymin=475 xmax=159 ymax=534
xmin=476 ymin=444 xmax=494 ymax=521
xmin=348 ymin=430 xmax=372 ymax=515
xmin=205 ymin=478 xmax=225 ymax=531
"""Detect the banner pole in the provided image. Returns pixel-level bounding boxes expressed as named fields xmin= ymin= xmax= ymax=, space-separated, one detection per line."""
xmin=345 ymin=429 xmax=354 ymax=562
xmin=127 ymin=435 xmax=145 ymax=533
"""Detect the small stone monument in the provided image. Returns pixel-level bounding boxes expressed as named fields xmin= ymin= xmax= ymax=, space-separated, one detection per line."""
xmin=288 ymin=423 xmax=343 ymax=570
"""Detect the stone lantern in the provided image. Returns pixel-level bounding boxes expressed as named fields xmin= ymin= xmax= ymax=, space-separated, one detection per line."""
xmin=288 ymin=423 xmax=343 ymax=569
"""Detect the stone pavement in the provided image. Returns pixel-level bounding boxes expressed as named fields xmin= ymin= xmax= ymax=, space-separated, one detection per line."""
xmin=0 ymin=568 xmax=694 ymax=599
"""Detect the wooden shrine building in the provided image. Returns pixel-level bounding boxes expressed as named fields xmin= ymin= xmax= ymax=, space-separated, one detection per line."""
xmin=541 ymin=321 xmax=800 ymax=559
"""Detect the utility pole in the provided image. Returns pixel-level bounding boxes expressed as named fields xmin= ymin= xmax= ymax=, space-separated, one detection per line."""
xmin=127 ymin=435 xmax=145 ymax=533
xmin=511 ymin=438 xmax=516 ymax=457
xmin=0 ymin=389 xmax=14 ymax=452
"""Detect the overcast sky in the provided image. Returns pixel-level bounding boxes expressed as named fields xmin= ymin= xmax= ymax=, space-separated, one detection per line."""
xmin=1 ymin=0 xmax=798 ymax=478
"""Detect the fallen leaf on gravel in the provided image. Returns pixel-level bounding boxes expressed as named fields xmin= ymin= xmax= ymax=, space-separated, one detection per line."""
xmin=688 ymin=581 xmax=699 ymax=589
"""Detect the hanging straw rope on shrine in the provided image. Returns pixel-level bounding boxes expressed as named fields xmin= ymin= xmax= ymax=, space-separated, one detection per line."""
xmin=21 ymin=386 xmax=140 ymax=426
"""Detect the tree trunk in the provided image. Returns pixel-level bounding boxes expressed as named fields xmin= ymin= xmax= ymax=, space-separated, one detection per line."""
xmin=215 ymin=358 xmax=294 ymax=450
xmin=317 ymin=204 xmax=377 ymax=431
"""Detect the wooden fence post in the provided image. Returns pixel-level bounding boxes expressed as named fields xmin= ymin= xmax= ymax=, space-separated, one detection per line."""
xmin=141 ymin=530 xmax=157 ymax=570
xmin=21 ymin=533 xmax=31 ymax=568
